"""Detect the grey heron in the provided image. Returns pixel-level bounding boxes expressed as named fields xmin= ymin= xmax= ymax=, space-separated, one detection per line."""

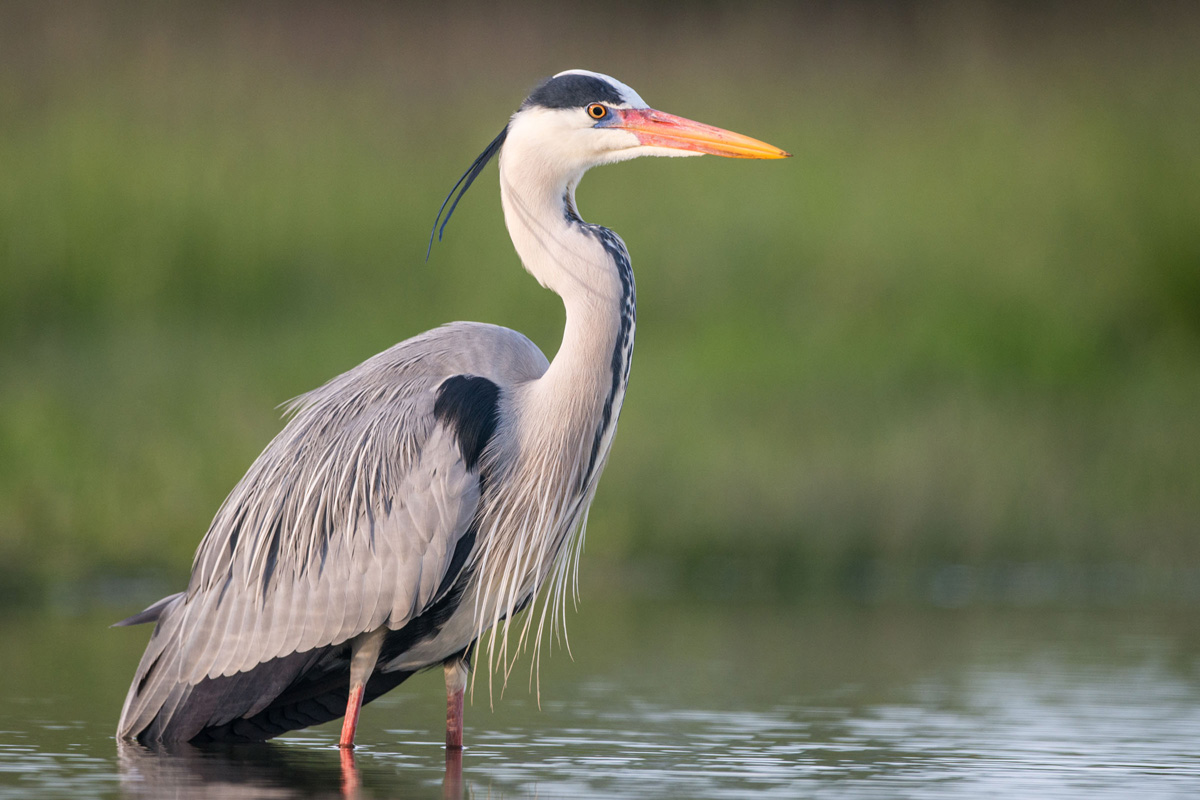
xmin=116 ymin=69 xmax=788 ymax=749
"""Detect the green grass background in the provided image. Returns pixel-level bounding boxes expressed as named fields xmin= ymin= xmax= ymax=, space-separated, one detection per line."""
xmin=2 ymin=2 xmax=1198 ymax=604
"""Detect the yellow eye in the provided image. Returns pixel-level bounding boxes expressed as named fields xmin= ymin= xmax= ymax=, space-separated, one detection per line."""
xmin=587 ymin=103 xmax=607 ymax=120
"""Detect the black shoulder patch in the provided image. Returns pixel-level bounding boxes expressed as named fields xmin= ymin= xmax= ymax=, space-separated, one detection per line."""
xmin=433 ymin=375 xmax=501 ymax=472
xmin=524 ymin=73 xmax=624 ymax=110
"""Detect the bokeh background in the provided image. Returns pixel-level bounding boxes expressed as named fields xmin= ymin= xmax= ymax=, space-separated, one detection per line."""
xmin=2 ymin=1 xmax=1199 ymax=611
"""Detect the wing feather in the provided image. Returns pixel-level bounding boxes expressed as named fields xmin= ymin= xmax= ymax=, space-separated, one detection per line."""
xmin=118 ymin=322 xmax=549 ymax=742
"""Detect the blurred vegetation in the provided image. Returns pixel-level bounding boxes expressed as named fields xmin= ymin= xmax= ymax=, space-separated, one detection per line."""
xmin=2 ymin=2 xmax=1199 ymax=605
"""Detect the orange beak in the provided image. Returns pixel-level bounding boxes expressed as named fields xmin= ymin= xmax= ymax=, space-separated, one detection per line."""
xmin=614 ymin=108 xmax=790 ymax=159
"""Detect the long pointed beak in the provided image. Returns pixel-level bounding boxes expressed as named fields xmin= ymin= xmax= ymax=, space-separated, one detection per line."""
xmin=614 ymin=108 xmax=790 ymax=159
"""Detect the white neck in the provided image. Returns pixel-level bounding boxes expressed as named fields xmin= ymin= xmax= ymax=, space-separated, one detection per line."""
xmin=498 ymin=145 xmax=632 ymax=381
xmin=500 ymin=171 xmax=622 ymax=298
xmin=496 ymin=135 xmax=636 ymax=490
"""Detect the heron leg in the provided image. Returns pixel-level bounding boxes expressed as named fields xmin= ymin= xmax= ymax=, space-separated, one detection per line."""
xmin=443 ymin=655 xmax=470 ymax=750
xmin=340 ymin=627 xmax=387 ymax=749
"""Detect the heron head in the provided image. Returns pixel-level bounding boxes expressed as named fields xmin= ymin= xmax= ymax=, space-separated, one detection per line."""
xmin=509 ymin=69 xmax=790 ymax=171
xmin=428 ymin=70 xmax=788 ymax=256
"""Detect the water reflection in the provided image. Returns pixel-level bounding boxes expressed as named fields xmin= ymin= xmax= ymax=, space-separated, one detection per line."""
xmin=115 ymin=739 xmax=464 ymax=799
xmin=117 ymin=740 xmax=332 ymax=799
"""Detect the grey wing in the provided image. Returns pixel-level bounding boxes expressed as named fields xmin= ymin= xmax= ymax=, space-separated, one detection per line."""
xmin=117 ymin=322 xmax=548 ymax=742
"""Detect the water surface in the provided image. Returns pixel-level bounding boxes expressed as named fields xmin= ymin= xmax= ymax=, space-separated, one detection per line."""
xmin=1 ymin=596 xmax=1198 ymax=798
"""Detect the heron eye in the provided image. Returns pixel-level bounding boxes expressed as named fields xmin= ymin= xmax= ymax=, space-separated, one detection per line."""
xmin=587 ymin=103 xmax=608 ymax=120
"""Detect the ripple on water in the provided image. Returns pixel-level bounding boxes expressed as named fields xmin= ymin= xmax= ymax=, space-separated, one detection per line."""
xmin=2 ymin=607 xmax=1200 ymax=798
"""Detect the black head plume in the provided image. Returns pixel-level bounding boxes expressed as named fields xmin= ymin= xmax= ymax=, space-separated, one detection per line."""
xmin=427 ymin=126 xmax=508 ymax=260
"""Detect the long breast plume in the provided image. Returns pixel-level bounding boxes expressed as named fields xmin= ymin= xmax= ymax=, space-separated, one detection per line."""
xmin=472 ymin=418 xmax=597 ymax=702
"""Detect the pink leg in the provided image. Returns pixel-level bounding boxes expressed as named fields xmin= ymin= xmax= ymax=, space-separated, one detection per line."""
xmin=340 ymin=684 xmax=366 ymax=749
xmin=445 ymin=686 xmax=464 ymax=749
xmin=340 ymin=627 xmax=387 ymax=749
xmin=444 ymin=659 xmax=468 ymax=749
